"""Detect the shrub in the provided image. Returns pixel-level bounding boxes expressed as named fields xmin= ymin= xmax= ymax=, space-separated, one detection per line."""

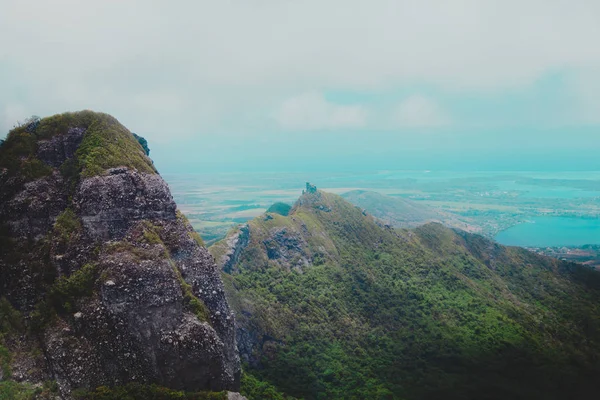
xmin=0 ymin=297 xmax=23 ymax=334
xmin=133 ymin=133 xmax=150 ymax=156
xmin=48 ymin=263 xmax=97 ymax=313
xmin=241 ymin=372 xmax=296 ymax=400
xmin=266 ymin=203 xmax=292 ymax=216
xmin=53 ymin=208 xmax=81 ymax=244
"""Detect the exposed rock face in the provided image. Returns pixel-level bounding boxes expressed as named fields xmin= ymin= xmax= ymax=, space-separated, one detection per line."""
xmin=76 ymin=168 xmax=177 ymax=240
xmin=218 ymin=224 xmax=250 ymax=274
xmin=4 ymin=171 xmax=68 ymax=242
xmin=37 ymin=127 xmax=85 ymax=167
xmin=263 ymin=227 xmax=311 ymax=270
xmin=0 ymin=111 xmax=240 ymax=397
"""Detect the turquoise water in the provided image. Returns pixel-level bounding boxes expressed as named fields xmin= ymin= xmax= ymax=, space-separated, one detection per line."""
xmin=496 ymin=217 xmax=600 ymax=247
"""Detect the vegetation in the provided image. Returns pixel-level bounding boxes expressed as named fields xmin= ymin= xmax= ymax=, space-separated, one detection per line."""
xmin=168 ymin=258 xmax=210 ymax=323
xmin=219 ymin=191 xmax=600 ymax=400
xmin=133 ymin=133 xmax=150 ymax=156
xmin=189 ymin=230 xmax=205 ymax=247
xmin=141 ymin=220 xmax=163 ymax=245
xmin=75 ymin=112 xmax=156 ymax=177
xmin=0 ymin=297 xmax=24 ymax=335
xmin=0 ymin=130 xmax=51 ymax=181
xmin=72 ymin=383 xmax=226 ymax=400
xmin=59 ymin=157 xmax=81 ymax=196
xmin=0 ymin=111 xmax=155 ymax=185
xmin=266 ymin=202 xmax=292 ymax=216
xmin=241 ymin=371 xmax=298 ymax=400
xmin=33 ymin=111 xmax=96 ymax=140
xmin=0 ymin=380 xmax=57 ymax=400
xmin=29 ymin=262 xmax=98 ymax=331
xmin=48 ymin=263 xmax=98 ymax=314
xmin=0 ymin=344 xmax=10 ymax=379
xmin=105 ymin=240 xmax=155 ymax=261
xmin=0 ymin=298 xmax=23 ymax=378
xmin=53 ymin=208 xmax=82 ymax=244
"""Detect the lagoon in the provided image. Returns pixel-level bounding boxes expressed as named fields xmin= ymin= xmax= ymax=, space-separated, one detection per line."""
xmin=496 ymin=217 xmax=600 ymax=247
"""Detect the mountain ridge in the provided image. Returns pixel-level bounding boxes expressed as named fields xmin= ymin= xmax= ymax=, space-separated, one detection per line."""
xmin=213 ymin=187 xmax=600 ymax=399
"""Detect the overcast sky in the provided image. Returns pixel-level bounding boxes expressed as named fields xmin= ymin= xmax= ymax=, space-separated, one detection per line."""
xmin=1 ymin=0 xmax=599 ymax=172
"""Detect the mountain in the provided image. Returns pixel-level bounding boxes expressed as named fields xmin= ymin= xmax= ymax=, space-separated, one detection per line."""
xmin=212 ymin=186 xmax=600 ymax=400
xmin=341 ymin=189 xmax=478 ymax=232
xmin=0 ymin=112 xmax=241 ymax=399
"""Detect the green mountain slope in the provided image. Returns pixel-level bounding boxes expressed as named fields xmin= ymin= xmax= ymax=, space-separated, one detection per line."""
xmin=213 ymin=189 xmax=600 ymax=400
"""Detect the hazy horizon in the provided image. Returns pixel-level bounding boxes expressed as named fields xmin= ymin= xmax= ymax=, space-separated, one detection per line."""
xmin=2 ymin=0 xmax=600 ymax=175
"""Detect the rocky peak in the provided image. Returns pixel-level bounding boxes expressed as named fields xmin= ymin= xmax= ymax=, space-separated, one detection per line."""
xmin=303 ymin=182 xmax=317 ymax=194
xmin=0 ymin=111 xmax=241 ymax=397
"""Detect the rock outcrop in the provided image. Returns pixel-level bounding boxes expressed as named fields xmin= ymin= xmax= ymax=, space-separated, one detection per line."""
xmin=0 ymin=111 xmax=240 ymax=397
xmin=212 ymin=224 xmax=250 ymax=274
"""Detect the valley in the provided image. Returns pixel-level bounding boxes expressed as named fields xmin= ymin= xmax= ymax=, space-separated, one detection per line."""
xmin=164 ymin=170 xmax=600 ymax=264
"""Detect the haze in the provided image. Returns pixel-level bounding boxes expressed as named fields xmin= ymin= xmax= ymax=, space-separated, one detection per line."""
xmin=1 ymin=0 xmax=599 ymax=172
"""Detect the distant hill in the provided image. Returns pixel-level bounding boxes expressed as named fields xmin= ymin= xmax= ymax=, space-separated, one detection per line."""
xmin=213 ymin=188 xmax=600 ymax=400
xmin=342 ymin=189 xmax=478 ymax=232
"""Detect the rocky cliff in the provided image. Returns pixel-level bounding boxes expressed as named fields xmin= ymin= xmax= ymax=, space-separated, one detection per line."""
xmin=209 ymin=224 xmax=250 ymax=275
xmin=0 ymin=111 xmax=241 ymax=398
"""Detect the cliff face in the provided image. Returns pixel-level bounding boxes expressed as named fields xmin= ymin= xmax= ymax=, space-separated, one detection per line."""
xmin=210 ymin=224 xmax=250 ymax=275
xmin=0 ymin=111 xmax=240 ymax=397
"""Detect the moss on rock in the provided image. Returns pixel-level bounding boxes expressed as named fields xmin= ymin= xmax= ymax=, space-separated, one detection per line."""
xmin=76 ymin=113 xmax=156 ymax=177
xmin=170 ymin=260 xmax=210 ymax=323
xmin=0 ymin=110 xmax=156 ymax=182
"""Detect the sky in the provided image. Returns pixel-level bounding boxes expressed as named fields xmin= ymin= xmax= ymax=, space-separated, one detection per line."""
xmin=1 ymin=0 xmax=599 ymax=172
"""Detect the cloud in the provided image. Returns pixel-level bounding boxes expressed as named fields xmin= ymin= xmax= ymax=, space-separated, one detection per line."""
xmin=275 ymin=92 xmax=367 ymax=130
xmin=392 ymin=95 xmax=451 ymax=128
xmin=1 ymin=0 xmax=600 ymax=137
